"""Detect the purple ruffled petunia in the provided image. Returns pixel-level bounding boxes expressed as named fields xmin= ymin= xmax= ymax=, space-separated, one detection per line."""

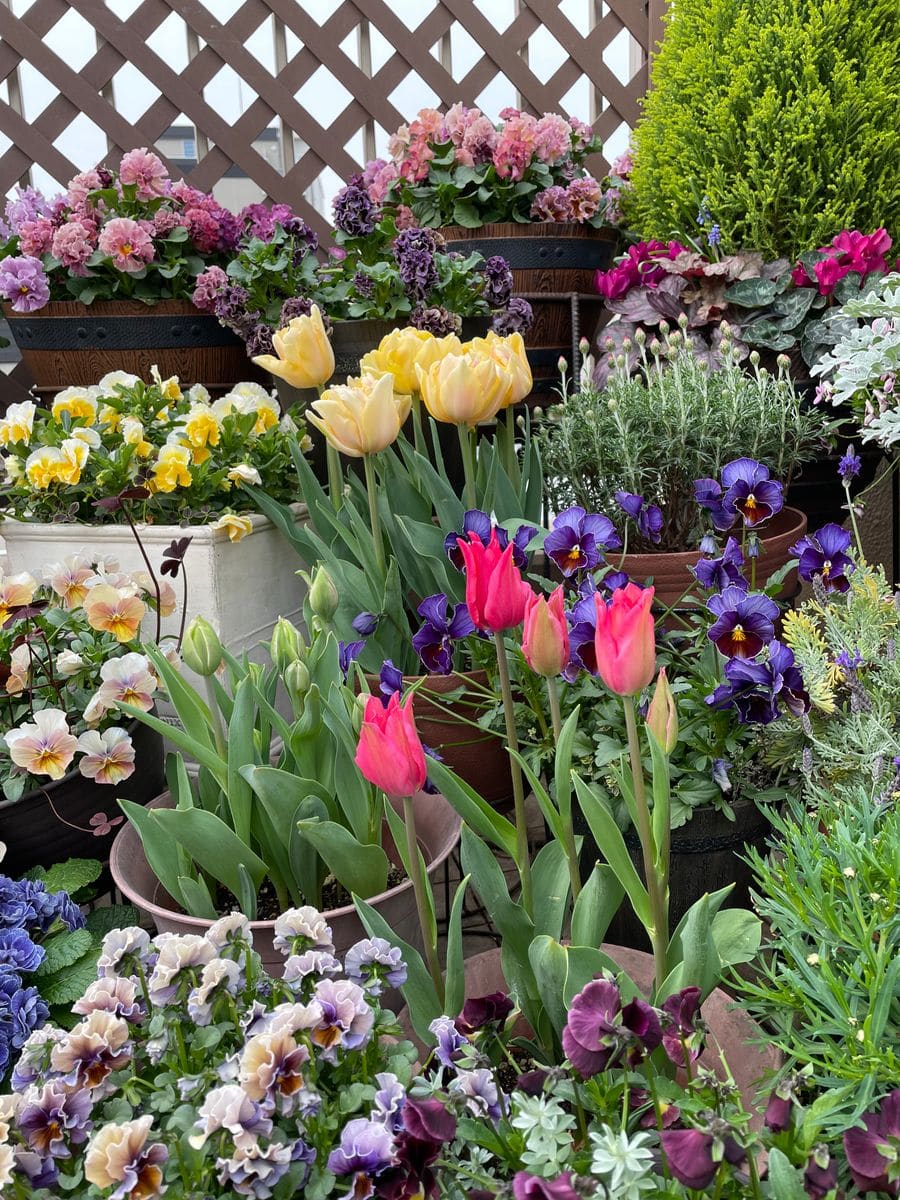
xmin=693 ymin=537 xmax=747 ymax=592
xmin=480 ymin=255 xmax=514 ymax=309
xmin=706 ymin=587 xmax=778 ymax=659
xmin=412 ymin=593 xmax=475 ymax=675
xmin=545 ymin=506 xmax=621 ymax=577
xmin=790 ymin=524 xmax=855 ymax=593
xmin=720 ymin=458 xmax=783 ymax=528
xmin=615 ymin=491 xmax=663 ymax=544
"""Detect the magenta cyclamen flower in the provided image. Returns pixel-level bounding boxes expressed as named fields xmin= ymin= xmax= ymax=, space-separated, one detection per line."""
xmin=706 ymin=586 xmax=778 ymax=659
xmin=562 ymin=978 xmax=661 ymax=1078
xmin=843 ymin=1089 xmax=900 ymax=1195
xmin=0 ymin=255 xmax=50 ymax=312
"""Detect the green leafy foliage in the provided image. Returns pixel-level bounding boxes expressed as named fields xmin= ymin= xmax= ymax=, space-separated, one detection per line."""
xmin=627 ymin=0 xmax=900 ymax=257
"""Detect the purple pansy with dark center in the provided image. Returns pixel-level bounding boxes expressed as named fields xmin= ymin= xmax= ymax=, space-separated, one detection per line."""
xmin=843 ymin=1089 xmax=900 ymax=1195
xmin=660 ymin=1125 xmax=746 ymax=1190
xmin=563 ymin=584 xmax=599 ymax=681
xmin=373 ymin=1097 xmax=456 ymax=1200
xmin=562 ymin=978 xmax=661 ymax=1078
xmin=706 ymin=587 xmax=778 ymax=659
xmin=338 ymin=640 xmax=365 ymax=679
xmin=693 ymin=537 xmax=747 ymax=592
xmin=445 ymin=511 xmax=536 ymax=570
xmin=615 ymin=491 xmax=664 ymax=544
xmin=706 ymin=641 xmax=809 ymax=725
xmin=599 ymin=569 xmax=631 ymax=593
xmin=790 ymin=524 xmax=855 ymax=593
xmin=17 ymin=1081 xmax=92 ymax=1158
xmin=660 ymin=986 xmax=704 ymax=1068
xmin=544 ymin=506 xmax=621 ymax=577
xmin=694 ymin=478 xmax=737 ymax=532
xmin=326 ymin=1116 xmax=395 ymax=1188
xmin=720 ymin=458 xmax=783 ymax=528
xmin=412 ymin=593 xmax=475 ymax=675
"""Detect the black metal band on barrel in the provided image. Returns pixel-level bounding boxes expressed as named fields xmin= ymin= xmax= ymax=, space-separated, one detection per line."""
xmin=624 ymin=827 xmax=769 ymax=855
xmin=443 ymin=236 xmax=612 ymax=269
xmin=6 ymin=314 xmax=241 ymax=351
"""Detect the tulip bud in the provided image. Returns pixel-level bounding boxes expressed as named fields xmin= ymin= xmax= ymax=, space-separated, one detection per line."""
xmin=308 ymin=566 xmax=339 ymax=622
xmin=181 ymin=616 xmax=223 ymax=677
xmin=351 ymin=692 xmax=369 ymax=735
xmin=522 ymin=587 xmax=569 ymax=677
xmin=285 ymin=659 xmax=310 ymax=706
xmin=646 ymin=667 xmax=678 ymax=753
xmin=271 ymin=617 xmax=306 ymax=672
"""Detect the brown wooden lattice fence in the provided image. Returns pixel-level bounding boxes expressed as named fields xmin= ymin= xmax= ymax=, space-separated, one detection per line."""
xmin=0 ymin=0 xmax=664 ymax=400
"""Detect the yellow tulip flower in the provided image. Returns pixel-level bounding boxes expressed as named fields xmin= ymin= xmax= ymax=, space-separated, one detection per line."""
xmin=466 ymin=330 xmax=533 ymax=407
xmin=359 ymin=327 xmax=462 ymax=394
xmin=252 ymin=304 xmax=335 ymax=390
xmin=308 ymin=373 xmax=410 ymax=457
xmin=415 ymin=350 xmax=509 ymax=426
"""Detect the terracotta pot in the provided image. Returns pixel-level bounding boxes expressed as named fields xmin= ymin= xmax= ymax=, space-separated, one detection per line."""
xmin=458 ymin=946 xmax=779 ymax=1116
xmin=621 ymin=506 xmax=807 ymax=609
xmin=0 ymin=719 xmax=165 ymax=876
xmin=3 ymin=299 xmax=253 ymax=398
xmin=109 ymin=789 xmax=461 ymax=974
xmin=441 ymin=222 xmax=618 ymax=401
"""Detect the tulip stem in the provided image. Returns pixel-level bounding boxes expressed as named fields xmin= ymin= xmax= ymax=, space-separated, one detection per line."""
xmin=411 ymin=394 xmax=428 ymax=460
xmin=623 ymin=695 xmax=669 ymax=995
xmin=546 ymin=677 xmax=562 ymax=742
xmin=326 ymin=443 xmax=343 ymax=511
xmin=363 ymin=454 xmax=386 ymax=578
xmin=493 ymin=631 xmax=534 ymax=919
xmin=402 ymin=794 xmax=444 ymax=1004
xmin=547 ymin=678 xmax=581 ymax=902
xmin=457 ymin=422 xmax=477 ymax=511
xmin=499 ymin=408 xmax=519 ymax=485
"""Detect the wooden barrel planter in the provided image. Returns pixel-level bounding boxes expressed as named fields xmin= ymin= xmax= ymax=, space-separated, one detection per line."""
xmin=441 ymin=222 xmax=618 ymax=400
xmin=3 ymin=299 xmax=252 ymax=398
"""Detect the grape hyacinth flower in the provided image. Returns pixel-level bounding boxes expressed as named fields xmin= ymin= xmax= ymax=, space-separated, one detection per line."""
xmin=706 ymin=641 xmax=809 ymax=725
xmin=706 ymin=586 xmax=778 ymax=659
xmin=614 ymin=491 xmax=663 ymax=545
xmin=412 ymin=593 xmax=475 ymax=675
xmin=693 ymin=537 xmax=747 ymax=592
xmin=790 ymin=524 xmax=855 ymax=593
xmin=720 ymin=458 xmax=784 ymax=528
xmin=544 ymin=506 xmax=621 ymax=577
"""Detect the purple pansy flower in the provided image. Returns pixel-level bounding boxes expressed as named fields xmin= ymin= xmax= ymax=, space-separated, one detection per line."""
xmin=352 ymin=611 xmax=379 ymax=636
xmin=706 ymin=641 xmax=809 ymax=725
xmin=18 ymin=1080 xmax=92 ymax=1158
xmin=338 ymin=640 xmax=365 ymax=679
xmin=0 ymin=255 xmax=50 ymax=312
xmin=790 ymin=524 xmax=855 ymax=593
xmin=563 ymin=583 xmax=599 ymax=681
xmin=562 ymin=978 xmax=661 ymax=1078
xmin=660 ymin=987 xmax=704 ymax=1068
xmin=544 ymin=506 xmax=621 ymax=577
xmin=615 ymin=491 xmax=664 ymax=544
xmin=449 ymin=1068 xmax=502 ymax=1122
xmin=378 ymin=660 xmax=404 ymax=703
xmin=412 ymin=593 xmax=475 ymax=675
xmin=706 ymin=587 xmax=778 ymax=659
xmin=843 ymin=1090 xmax=900 ymax=1196
xmin=693 ymin=537 xmax=747 ymax=592
xmin=661 ymin=1126 xmax=746 ymax=1190
xmin=694 ymin=478 xmax=736 ymax=532
xmin=455 ymin=991 xmax=514 ymax=1036
xmin=344 ymin=938 xmax=407 ymax=995
xmin=445 ymin=511 xmax=536 ymax=570
xmin=512 ymin=1172 xmax=580 ymax=1200
xmin=804 ymin=1150 xmax=838 ymax=1200
xmin=428 ymin=1015 xmax=468 ymax=1070
xmin=327 ymin=1116 xmax=395 ymax=1182
xmin=720 ymin=458 xmax=783 ymax=527
xmin=373 ymin=1072 xmax=407 ymax=1133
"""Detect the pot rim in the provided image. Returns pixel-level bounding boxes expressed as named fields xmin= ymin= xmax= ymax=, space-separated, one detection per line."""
xmin=109 ymin=790 xmax=461 ymax=933
xmin=0 ymin=501 xmax=307 ymax=543
xmin=620 ymin=505 xmax=806 ymax=565
xmin=0 ymin=716 xmax=148 ymax=812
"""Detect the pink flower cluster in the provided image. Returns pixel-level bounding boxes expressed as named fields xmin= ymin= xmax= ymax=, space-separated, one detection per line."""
xmin=531 ymin=179 xmax=603 ymax=223
xmin=595 ymin=240 xmax=688 ymax=301
xmin=792 ymin=228 xmax=895 ymax=295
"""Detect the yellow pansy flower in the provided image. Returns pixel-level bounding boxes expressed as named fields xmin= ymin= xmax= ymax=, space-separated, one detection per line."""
xmin=150 ymin=445 xmax=192 ymax=493
xmin=51 ymin=387 xmax=98 ymax=425
xmin=212 ymin=513 xmax=253 ymax=542
xmin=0 ymin=401 xmax=36 ymax=447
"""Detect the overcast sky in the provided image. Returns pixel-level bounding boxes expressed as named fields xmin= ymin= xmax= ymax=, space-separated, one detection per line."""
xmin=2 ymin=0 xmax=633 ymax=215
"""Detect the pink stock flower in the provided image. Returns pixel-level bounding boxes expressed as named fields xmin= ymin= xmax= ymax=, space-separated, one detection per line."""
xmin=118 ymin=147 xmax=168 ymax=199
xmin=98 ymin=217 xmax=155 ymax=272
xmin=355 ymin=691 xmax=427 ymax=799
xmin=533 ymin=113 xmax=572 ymax=164
xmin=593 ymin=582 xmax=657 ymax=696
xmin=51 ymin=220 xmax=97 ymax=272
xmin=4 ymin=708 xmax=79 ymax=780
xmin=76 ymin=727 xmax=136 ymax=786
xmin=457 ymin=528 xmax=533 ymax=633
xmin=17 ymin=216 xmax=54 ymax=257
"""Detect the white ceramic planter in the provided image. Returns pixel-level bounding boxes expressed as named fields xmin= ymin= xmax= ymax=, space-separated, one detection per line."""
xmin=0 ymin=507 xmax=307 ymax=694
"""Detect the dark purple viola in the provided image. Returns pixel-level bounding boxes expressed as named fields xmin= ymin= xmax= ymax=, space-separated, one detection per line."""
xmin=843 ymin=1089 xmax=900 ymax=1195
xmin=352 ymin=611 xmax=379 ymax=637
xmin=412 ymin=593 xmax=475 ymax=675
xmin=615 ymin=491 xmax=663 ymax=545
xmin=804 ymin=1149 xmax=838 ymax=1200
xmin=599 ymin=569 xmax=631 ymax=593
xmin=660 ymin=986 xmax=704 ymax=1069
xmin=455 ymin=991 xmax=514 ymax=1036
xmin=693 ymin=537 xmax=747 ymax=592
xmin=563 ymin=584 xmax=599 ymax=681
xmin=338 ymin=639 xmax=365 ymax=679
xmin=660 ymin=1126 xmax=746 ymax=1190
xmin=694 ymin=477 xmax=736 ymax=532
xmin=545 ymin=506 xmax=621 ymax=577
xmin=444 ymin=510 xmax=535 ymax=571
xmin=378 ymin=660 xmax=404 ymax=703
xmin=512 ymin=1173 xmax=579 ymax=1200
xmin=720 ymin=458 xmax=783 ymax=528
xmin=790 ymin=524 xmax=855 ymax=593
xmin=707 ymin=587 xmax=778 ymax=659
xmin=706 ymin=641 xmax=809 ymax=725
xmin=561 ymin=978 xmax=661 ymax=1079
